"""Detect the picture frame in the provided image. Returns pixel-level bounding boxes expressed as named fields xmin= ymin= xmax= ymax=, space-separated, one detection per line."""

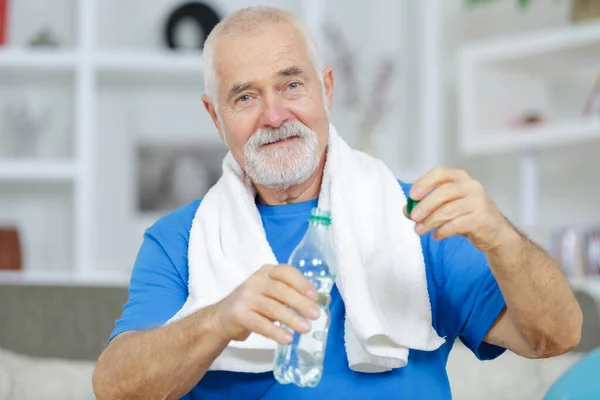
xmin=135 ymin=141 xmax=228 ymax=214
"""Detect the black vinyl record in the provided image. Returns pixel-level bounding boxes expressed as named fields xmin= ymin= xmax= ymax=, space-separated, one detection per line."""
xmin=164 ymin=2 xmax=221 ymax=50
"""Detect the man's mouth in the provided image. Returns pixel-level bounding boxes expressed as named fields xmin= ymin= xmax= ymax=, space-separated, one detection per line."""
xmin=262 ymin=135 xmax=300 ymax=147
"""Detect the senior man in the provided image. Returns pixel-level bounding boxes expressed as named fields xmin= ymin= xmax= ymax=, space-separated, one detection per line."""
xmin=93 ymin=6 xmax=582 ymax=400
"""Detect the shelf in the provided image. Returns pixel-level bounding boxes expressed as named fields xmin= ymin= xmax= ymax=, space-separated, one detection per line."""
xmin=460 ymin=22 xmax=600 ymax=81
xmin=461 ymin=119 xmax=600 ymax=156
xmin=0 ymin=160 xmax=77 ymax=182
xmin=461 ymin=20 xmax=600 ymax=65
xmin=0 ymin=49 xmax=205 ymax=75
xmin=0 ymin=270 xmax=131 ymax=287
xmin=96 ymin=50 xmax=204 ymax=74
xmin=0 ymin=49 xmax=78 ymax=71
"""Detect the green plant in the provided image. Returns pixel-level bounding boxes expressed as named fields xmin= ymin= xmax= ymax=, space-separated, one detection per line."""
xmin=466 ymin=0 xmax=533 ymax=9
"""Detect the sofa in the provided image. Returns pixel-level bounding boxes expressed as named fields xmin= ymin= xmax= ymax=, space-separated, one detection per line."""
xmin=0 ymin=284 xmax=127 ymax=400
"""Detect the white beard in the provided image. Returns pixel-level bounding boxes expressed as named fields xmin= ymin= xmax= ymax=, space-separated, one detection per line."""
xmin=242 ymin=120 xmax=321 ymax=190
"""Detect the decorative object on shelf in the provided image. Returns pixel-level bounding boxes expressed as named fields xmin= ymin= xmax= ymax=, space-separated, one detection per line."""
xmin=356 ymin=58 xmax=397 ymax=154
xmin=0 ymin=0 xmax=8 ymax=46
xmin=1 ymin=92 xmax=52 ymax=158
xmin=465 ymin=0 xmax=534 ymax=10
xmin=509 ymin=110 xmax=547 ymax=130
xmin=322 ymin=23 xmax=399 ymax=155
xmin=551 ymin=227 xmax=586 ymax=278
xmin=322 ymin=24 xmax=359 ymax=109
xmin=583 ymin=228 xmax=600 ymax=276
xmin=29 ymin=26 xmax=60 ymax=47
xmin=582 ymin=75 xmax=600 ymax=118
xmin=570 ymin=0 xmax=600 ymax=23
xmin=136 ymin=142 xmax=227 ymax=213
xmin=0 ymin=226 xmax=22 ymax=271
xmin=164 ymin=2 xmax=221 ymax=51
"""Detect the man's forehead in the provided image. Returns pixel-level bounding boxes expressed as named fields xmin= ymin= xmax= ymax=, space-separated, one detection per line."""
xmin=214 ymin=24 xmax=310 ymax=81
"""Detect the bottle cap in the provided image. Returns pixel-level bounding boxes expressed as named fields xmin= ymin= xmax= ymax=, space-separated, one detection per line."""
xmin=407 ymin=197 xmax=419 ymax=216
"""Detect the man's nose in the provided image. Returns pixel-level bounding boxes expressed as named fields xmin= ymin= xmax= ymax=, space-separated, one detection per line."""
xmin=259 ymin=94 xmax=293 ymax=128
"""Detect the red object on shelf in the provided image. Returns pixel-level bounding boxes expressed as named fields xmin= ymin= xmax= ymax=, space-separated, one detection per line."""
xmin=0 ymin=0 xmax=8 ymax=45
xmin=0 ymin=227 xmax=22 ymax=270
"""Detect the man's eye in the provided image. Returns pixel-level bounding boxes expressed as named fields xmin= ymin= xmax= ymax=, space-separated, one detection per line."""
xmin=238 ymin=94 xmax=251 ymax=102
xmin=288 ymin=82 xmax=300 ymax=90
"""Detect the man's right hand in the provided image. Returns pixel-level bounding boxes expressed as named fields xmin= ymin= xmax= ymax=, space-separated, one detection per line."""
xmin=208 ymin=264 xmax=321 ymax=345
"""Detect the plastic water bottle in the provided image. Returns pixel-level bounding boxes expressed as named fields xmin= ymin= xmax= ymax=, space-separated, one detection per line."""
xmin=273 ymin=207 xmax=337 ymax=388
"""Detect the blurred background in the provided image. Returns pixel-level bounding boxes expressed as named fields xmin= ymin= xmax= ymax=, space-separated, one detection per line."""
xmin=0 ymin=0 xmax=599 ymax=399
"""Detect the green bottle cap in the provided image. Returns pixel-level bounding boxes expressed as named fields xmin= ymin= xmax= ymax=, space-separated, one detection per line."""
xmin=309 ymin=208 xmax=331 ymax=224
xmin=407 ymin=197 xmax=419 ymax=216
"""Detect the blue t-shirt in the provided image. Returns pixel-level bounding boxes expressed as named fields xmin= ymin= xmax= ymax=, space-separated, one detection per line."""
xmin=110 ymin=181 xmax=506 ymax=399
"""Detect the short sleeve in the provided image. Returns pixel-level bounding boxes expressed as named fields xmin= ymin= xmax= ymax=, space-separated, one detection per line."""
xmin=428 ymin=234 xmax=507 ymax=360
xmin=108 ymin=201 xmax=199 ymax=342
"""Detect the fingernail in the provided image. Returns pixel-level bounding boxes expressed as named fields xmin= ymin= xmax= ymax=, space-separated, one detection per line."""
xmin=300 ymin=320 xmax=311 ymax=332
xmin=410 ymin=186 xmax=422 ymax=198
xmin=415 ymin=223 xmax=424 ymax=235
xmin=309 ymin=305 xmax=320 ymax=319
xmin=410 ymin=207 xmax=422 ymax=221
xmin=282 ymin=332 xmax=293 ymax=343
xmin=307 ymin=288 xmax=318 ymax=301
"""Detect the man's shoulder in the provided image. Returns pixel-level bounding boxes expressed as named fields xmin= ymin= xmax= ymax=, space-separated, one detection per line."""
xmin=147 ymin=198 xmax=202 ymax=238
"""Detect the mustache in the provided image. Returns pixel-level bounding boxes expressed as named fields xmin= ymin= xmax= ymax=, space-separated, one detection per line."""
xmin=248 ymin=121 xmax=314 ymax=147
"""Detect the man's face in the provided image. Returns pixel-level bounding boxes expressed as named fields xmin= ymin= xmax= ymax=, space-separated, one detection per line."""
xmin=204 ymin=21 xmax=333 ymax=189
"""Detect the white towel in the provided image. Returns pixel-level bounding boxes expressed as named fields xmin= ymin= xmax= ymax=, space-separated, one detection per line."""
xmin=165 ymin=124 xmax=445 ymax=373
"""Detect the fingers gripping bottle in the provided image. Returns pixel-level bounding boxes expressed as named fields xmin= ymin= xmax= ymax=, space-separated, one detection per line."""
xmin=273 ymin=208 xmax=337 ymax=388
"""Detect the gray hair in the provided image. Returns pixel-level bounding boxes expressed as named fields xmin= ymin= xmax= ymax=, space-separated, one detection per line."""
xmin=202 ymin=6 xmax=325 ymax=111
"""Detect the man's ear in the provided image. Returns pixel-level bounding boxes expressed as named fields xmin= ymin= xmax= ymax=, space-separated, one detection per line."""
xmin=322 ymin=66 xmax=334 ymax=112
xmin=202 ymin=94 xmax=225 ymax=142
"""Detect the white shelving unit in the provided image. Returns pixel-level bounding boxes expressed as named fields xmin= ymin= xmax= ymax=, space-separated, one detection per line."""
xmin=96 ymin=51 xmax=204 ymax=74
xmin=0 ymin=0 xmax=443 ymax=286
xmin=0 ymin=49 xmax=78 ymax=70
xmin=0 ymin=270 xmax=131 ymax=287
xmin=458 ymin=20 xmax=600 ymax=226
xmin=458 ymin=21 xmax=600 ymax=296
xmin=0 ymin=160 xmax=76 ymax=182
xmin=461 ymin=118 xmax=600 ymax=156
xmin=459 ymin=20 xmax=600 ymax=157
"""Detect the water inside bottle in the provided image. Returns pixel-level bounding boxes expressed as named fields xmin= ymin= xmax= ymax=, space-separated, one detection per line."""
xmin=273 ymin=273 xmax=335 ymax=388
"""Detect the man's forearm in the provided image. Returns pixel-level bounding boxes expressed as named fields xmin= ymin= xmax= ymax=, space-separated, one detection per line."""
xmin=93 ymin=305 xmax=228 ymax=400
xmin=485 ymin=225 xmax=583 ymax=357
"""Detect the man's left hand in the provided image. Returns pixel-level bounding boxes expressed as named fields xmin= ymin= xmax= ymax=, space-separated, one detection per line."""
xmin=404 ymin=167 xmax=514 ymax=252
